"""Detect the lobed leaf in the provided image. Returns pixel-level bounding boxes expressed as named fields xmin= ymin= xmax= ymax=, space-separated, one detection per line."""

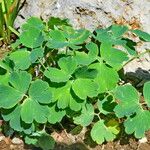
xmin=29 ymin=79 xmax=53 ymax=104
xmin=114 ymin=84 xmax=141 ymax=118
xmin=72 ymin=78 xmax=99 ymax=99
xmin=44 ymin=67 xmax=70 ymax=83
xmin=73 ymin=103 xmax=94 ymax=126
xmin=124 ymin=110 xmax=150 ymax=138
xmin=91 ymin=120 xmax=116 ymax=144
xmin=90 ymin=62 xmax=119 ymax=93
xmin=9 ymin=50 xmax=31 ymax=70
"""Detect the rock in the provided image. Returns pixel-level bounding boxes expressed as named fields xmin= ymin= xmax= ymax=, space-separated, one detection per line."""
xmin=16 ymin=0 xmax=150 ymax=32
xmin=0 ymin=135 xmax=5 ymax=142
xmin=139 ymin=137 xmax=148 ymax=144
xmin=11 ymin=137 xmax=23 ymax=145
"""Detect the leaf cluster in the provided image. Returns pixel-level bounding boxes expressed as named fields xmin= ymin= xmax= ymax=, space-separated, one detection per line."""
xmin=0 ymin=17 xmax=150 ymax=149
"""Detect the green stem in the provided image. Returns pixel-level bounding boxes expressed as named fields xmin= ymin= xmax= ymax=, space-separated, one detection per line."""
xmin=123 ymin=49 xmax=150 ymax=68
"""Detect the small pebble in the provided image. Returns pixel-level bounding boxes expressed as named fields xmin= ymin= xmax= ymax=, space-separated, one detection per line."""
xmin=0 ymin=135 xmax=5 ymax=142
xmin=139 ymin=137 xmax=147 ymax=144
xmin=11 ymin=137 xmax=23 ymax=145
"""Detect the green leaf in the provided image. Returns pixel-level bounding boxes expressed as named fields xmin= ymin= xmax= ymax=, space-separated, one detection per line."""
xmin=58 ymin=56 xmax=77 ymax=74
xmin=44 ymin=67 xmax=70 ymax=83
xmin=74 ymin=66 xmax=98 ymax=79
xmin=10 ymin=71 xmax=32 ymax=94
xmin=86 ymin=42 xmax=99 ymax=57
xmin=69 ymin=29 xmax=90 ymax=45
xmin=9 ymin=50 xmax=31 ymax=70
xmin=2 ymin=106 xmax=34 ymax=134
xmin=21 ymin=98 xmax=49 ymax=124
xmin=48 ymin=104 xmax=66 ymax=124
xmin=72 ymin=78 xmax=98 ymax=99
xmin=48 ymin=17 xmax=71 ymax=29
xmin=0 ymin=85 xmax=23 ymax=109
xmin=124 ymin=110 xmax=150 ymax=138
xmin=30 ymin=47 xmax=44 ymax=63
xmin=95 ymin=30 xmax=112 ymax=43
xmin=73 ymin=103 xmax=94 ymax=126
xmin=29 ymin=80 xmax=52 ymax=104
xmin=53 ymin=82 xmax=83 ymax=110
xmin=74 ymin=51 xmax=95 ymax=66
xmin=132 ymin=29 xmax=150 ymax=42
xmin=143 ymin=81 xmax=150 ymax=107
xmin=25 ymin=136 xmax=38 ymax=145
xmin=100 ymin=42 xmax=128 ymax=70
xmin=22 ymin=17 xmax=44 ymax=31
xmin=47 ymin=30 xmax=68 ymax=49
xmin=89 ymin=63 xmax=119 ymax=93
xmin=20 ymin=17 xmax=44 ymax=48
xmin=20 ymin=28 xmax=44 ymax=48
xmin=91 ymin=120 xmax=116 ymax=144
xmin=0 ymin=71 xmax=31 ymax=108
xmin=114 ymin=84 xmax=141 ymax=118
xmin=37 ymin=134 xmax=55 ymax=150
xmin=0 ymin=72 xmax=10 ymax=85
xmin=111 ymin=25 xmax=128 ymax=38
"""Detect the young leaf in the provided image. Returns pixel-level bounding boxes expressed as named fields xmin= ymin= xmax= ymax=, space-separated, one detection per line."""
xmin=72 ymin=78 xmax=99 ymax=99
xmin=132 ymin=29 xmax=150 ymax=42
xmin=143 ymin=81 xmax=150 ymax=107
xmin=44 ymin=67 xmax=70 ymax=83
xmin=114 ymin=84 xmax=141 ymax=118
xmin=73 ymin=103 xmax=94 ymax=126
xmin=91 ymin=120 xmax=116 ymax=144
xmin=9 ymin=50 xmax=31 ymax=70
xmin=29 ymin=80 xmax=53 ymax=104
xmin=89 ymin=63 xmax=119 ymax=93
xmin=124 ymin=110 xmax=150 ymax=138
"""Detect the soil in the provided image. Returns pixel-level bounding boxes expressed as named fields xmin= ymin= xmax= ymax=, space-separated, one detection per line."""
xmin=0 ymin=130 xmax=150 ymax=150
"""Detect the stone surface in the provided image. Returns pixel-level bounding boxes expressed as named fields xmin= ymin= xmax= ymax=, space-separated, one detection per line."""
xmin=15 ymin=0 xmax=150 ymax=81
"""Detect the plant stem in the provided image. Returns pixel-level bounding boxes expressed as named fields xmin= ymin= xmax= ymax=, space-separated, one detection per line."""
xmin=123 ymin=49 xmax=150 ymax=68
